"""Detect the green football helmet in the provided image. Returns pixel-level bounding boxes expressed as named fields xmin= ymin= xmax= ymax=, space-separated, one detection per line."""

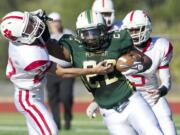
xmin=76 ymin=10 xmax=107 ymax=52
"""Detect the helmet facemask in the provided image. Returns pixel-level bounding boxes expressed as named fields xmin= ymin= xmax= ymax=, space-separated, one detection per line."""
xmin=17 ymin=12 xmax=45 ymax=44
xmin=101 ymin=12 xmax=115 ymax=27
xmin=77 ymin=25 xmax=106 ymax=52
xmin=127 ymin=24 xmax=152 ymax=46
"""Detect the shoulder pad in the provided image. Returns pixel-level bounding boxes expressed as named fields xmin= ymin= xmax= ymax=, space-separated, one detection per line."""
xmin=60 ymin=34 xmax=81 ymax=44
xmin=152 ymin=37 xmax=173 ymax=52
xmin=112 ymin=29 xmax=131 ymax=39
xmin=60 ymin=34 xmax=74 ymax=41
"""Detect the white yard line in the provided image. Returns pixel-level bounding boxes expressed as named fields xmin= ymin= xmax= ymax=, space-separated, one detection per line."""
xmin=0 ymin=126 xmax=27 ymax=131
xmin=0 ymin=122 xmax=179 ymax=134
xmin=75 ymin=128 xmax=107 ymax=133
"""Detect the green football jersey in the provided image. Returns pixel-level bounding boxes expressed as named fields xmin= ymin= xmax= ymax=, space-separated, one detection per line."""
xmin=60 ymin=29 xmax=135 ymax=109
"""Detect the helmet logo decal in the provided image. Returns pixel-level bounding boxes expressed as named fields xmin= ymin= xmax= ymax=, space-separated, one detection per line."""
xmin=3 ymin=29 xmax=16 ymax=41
xmin=130 ymin=11 xmax=135 ymax=22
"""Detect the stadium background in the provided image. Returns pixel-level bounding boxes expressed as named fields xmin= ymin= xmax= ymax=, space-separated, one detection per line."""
xmin=0 ymin=0 xmax=180 ymax=135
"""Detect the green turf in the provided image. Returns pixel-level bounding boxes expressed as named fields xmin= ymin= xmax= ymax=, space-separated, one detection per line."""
xmin=0 ymin=113 xmax=179 ymax=135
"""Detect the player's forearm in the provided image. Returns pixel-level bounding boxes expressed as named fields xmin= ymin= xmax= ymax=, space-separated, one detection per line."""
xmin=158 ymin=67 xmax=171 ymax=96
xmin=141 ymin=54 xmax=152 ymax=72
xmin=55 ymin=66 xmax=96 ymax=78
xmin=128 ymin=48 xmax=152 ymax=73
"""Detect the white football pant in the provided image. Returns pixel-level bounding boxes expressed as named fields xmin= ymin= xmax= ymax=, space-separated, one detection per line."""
xmin=100 ymin=92 xmax=163 ymax=135
xmin=14 ymin=86 xmax=58 ymax=135
xmin=152 ymin=97 xmax=177 ymax=135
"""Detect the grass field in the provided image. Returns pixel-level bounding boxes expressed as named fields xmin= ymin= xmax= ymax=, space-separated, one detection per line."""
xmin=0 ymin=113 xmax=179 ymax=135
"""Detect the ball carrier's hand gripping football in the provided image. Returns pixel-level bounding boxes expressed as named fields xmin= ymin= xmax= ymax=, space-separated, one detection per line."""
xmin=116 ymin=53 xmax=144 ymax=75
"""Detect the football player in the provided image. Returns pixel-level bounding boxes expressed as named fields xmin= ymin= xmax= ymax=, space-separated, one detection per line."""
xmin=92 ymin=0 xmax=122 ymax=32
xmin=48 ymin=10 xmax=163 ymax=135
xmin=122 ymin=10 xmax=177 ymax=135
xmin=0 ymin=10 xmax=111 ymax=135
xmin=86 ymin=10 xmax=177 ymax=135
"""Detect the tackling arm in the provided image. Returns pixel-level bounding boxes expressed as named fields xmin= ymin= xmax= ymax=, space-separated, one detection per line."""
xmin=158 ymin=39 xmax=173 ymax=97
xmin=158 ymin=67 xmax=171 ymax=97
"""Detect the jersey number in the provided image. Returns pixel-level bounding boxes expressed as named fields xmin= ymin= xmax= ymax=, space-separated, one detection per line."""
xmin=130 ymin=75 xmax=145 ymax=87
xmin=7 ymin=58 xmax=16 ymax=79
xmin=83 ymin=60 xmax=118 ymax=88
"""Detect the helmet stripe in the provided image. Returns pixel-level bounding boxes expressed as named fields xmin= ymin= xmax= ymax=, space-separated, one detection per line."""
xmin=102 ymin=0 xmax=105 ymax=7
xmin=86 ymin=10 xmax=92 ymax=24
xmin=0 ymin=16 xmax=23 ymax=23
xmin=130 ymin=11 xmax=135 ymax=22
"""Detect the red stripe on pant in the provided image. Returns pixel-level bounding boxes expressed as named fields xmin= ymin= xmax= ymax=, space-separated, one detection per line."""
xmin=25 ymin=91 xmax=52 ymax=135
xmin=19 ymin=91 xmax=52 ymax=135
xmin=19 ymin=90 xmax=45 ymax=135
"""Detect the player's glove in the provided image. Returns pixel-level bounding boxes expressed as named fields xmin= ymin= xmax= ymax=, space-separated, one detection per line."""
xmin=144 ymin=89 xmax=161 ymax=106
xmin=86 ymin=101 xmax=99 ymax=119
xmin=30 ymin=9 xmax=52 ymax=22
xmin=122 ymin=61 xmax=144 ymax=75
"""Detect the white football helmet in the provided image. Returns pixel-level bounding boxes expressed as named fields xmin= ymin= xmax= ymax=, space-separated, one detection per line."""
xmin=92 ymin=0 xmax=115 ymax=27
xmin=122 ymin=10 xmax=152 ymax=46
xmin=76 ymin=10 xmax=107 ymax=52
xmin=0 ymin=11 xmax=45 ymax=44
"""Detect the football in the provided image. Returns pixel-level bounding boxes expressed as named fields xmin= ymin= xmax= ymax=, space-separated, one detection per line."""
xmin=116 ymin=54 xmax=136 ymax=72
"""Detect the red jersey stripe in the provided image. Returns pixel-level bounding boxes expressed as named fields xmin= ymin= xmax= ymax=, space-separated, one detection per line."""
xmin=24 ymin=60 xmax=48 ymax=71
xmin=165 ymin=42 xmax=173 ymax=57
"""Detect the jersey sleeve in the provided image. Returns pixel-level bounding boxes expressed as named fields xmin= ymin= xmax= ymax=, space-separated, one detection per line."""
xmin=24 ymin=60 xmax=52 ymax=72
xmin=118 ymin=29 xmax=133 ymax=54
xmin=59 ymin=34 xmax=74 ymax=64
xmin=158 ymin=38 xmax=173 ymax=69
xmin=159 ymin=67 xmax=171 ymax=90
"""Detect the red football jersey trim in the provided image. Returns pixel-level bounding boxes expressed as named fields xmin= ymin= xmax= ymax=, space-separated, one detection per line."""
xmin=24 ymin=60 xmax=49 ymax=71
xmin=143 ymin=38 xmax=152 ymax=53
xmin=165 ymin=42 xmax=173 ymax=58
xmin=158 ymin=65 xmax=169 ymax=69
xmin=7 ymin=58 xmax=16 ymax=79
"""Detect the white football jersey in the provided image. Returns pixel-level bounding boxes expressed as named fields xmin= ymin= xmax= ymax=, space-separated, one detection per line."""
xmin=6 ymin=42 xmax=52 ymax=90
xmin=126 ymin=37 xmax=173 ymax=91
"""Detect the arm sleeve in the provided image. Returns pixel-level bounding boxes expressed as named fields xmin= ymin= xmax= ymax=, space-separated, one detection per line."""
xmin=158 ymin=39 xmax=173 ymax=92
xmin=159 ymin=41 xmax=173 ymax=68
xmin=58 ymin=35 xmax=74 ymax=65
xmin=159 ymin=67 xmax=171 ymax=91
xmin=49 ymin=55 xmax=72 ymax=68
xmin=119 ymin=29 xmax=133 ymax=54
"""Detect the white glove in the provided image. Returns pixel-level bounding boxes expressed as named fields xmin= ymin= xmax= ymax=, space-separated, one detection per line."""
xmin=86 ymin=101 xmax=99 ymax=119
xmin=144 ymin=89 xmax=161 ymax=106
